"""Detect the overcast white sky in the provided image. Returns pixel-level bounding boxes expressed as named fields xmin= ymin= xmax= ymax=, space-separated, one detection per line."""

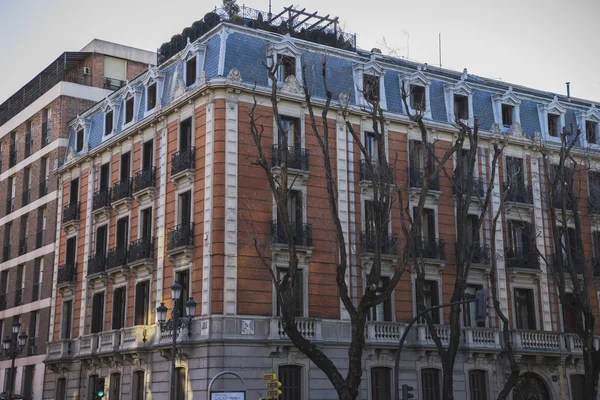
xmin=1 ymin=0 xmax=599 ymax=103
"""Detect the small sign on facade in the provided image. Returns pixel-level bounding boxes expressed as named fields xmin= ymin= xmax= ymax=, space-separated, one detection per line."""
xmin=241 ymin=319 xmax=255 ymax=335
xmin=210 ymin=391 xmax=246 ymax=400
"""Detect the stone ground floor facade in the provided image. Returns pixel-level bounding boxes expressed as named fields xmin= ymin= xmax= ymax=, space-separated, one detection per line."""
xmin=43 ymin=316 xmax=591 ymax=400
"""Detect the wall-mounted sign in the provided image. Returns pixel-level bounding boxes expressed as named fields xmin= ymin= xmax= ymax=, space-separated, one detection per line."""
xmin=210 ymin=391 xmax=246 ymax=400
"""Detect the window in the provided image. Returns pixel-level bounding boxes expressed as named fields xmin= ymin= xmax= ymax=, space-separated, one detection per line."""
xmin=19 ymin=214 xmax=28 ymax=255
xmin=469 ymin=370 xmax=488 ymax=400
xmin=562 ymin=293 xmax=583 ymax=333
xmin=76 ymin=128 xmax=84 ymax=152
xmin=365 ymin=131 xmax=377 ymax=162
xmin=363 ymin=74 xmax=380 ymax=103
xmin=9 ymin=131 xmax=16 ymax=168
xmin=410 ymin=85 xmax=426 ymax=111
xmin=125 ymin=96 xmax=134 ymax=124
xmin=25 ymin=121 xmax=32 ymax=158
xmin=369 ymin=278 xmax=392 ymax=322
xmin=147 ymin=83 xmax=157 ymax=111
xmin=133 ymin=370 xmax=145 ymax=400
xmin=15 ymin=265 xmax=24 ymax=305
xmin=21 ymin=365 xmax=35 ymax=399
xmin=502 ymin=104 xmax=514 ymax=127
xmin=570 ymin=374 xmax=585 ymax=400
xmin=104 ymin=56 xmax=126 ymax=81
xmin=70 ymin=178 xmax=79 ymax=205
xmin=186 ymin=57 xmax=197 ymax=87
xmin=506 ymin=157 xmax=525 ymax=188
xmin=3 ymin=223 xmax=11 ymax=262
xmin=96 ymin=225 xmax=107 ymax=256
xmin=277 ymin=55 xmax=296 ymax=82
xmin=91 ymin=292 xmax=104 ymax=334
xmin=0 ymin=271 xmax=6 ymax=310
xmin=559 ymin=227 xmax=580 ymax=262
xmin=99 ymin=163 xmax=110 ymax=191
xmin=135 ymin=281 xmax=150 ymax=326
xmin=42 ymin=108 xmax=51 ymax=147
xmin=87 ymin=375 xmax=99 ymax=400
xmin=141 ymin=208 xmax=152 ymax=240
xmin=175 ymin=367 xmax=186 ymax=400
xmin=65 ymin=237 xmax=76 ymax=266
xmin=110 ymin=372 xmax=121 ymax=400
xmin=422 ymin=280 xmax=440 ymax=324
xmin=421 ymin=368 xmax=441 ymax=400
xmin=61 ymin=300 xmax=72 ymax=339
xmin=416 ymin=208 xmax=436 ymax=244
xmin=120 ymin=151 xmax=131 ymax=181
xmin=40 ymin=156 xmax=49 ymax=196
xmin=116 ymin=217 xmax=129 ymax=249
xmin=179 ymin=118 xmax=192 ymax=150
xmin=175 ymin=270 xmax=189 ymax=317
xmin=586 ymin=120 xmax=598 ymax=144
xmin=514 ymin=288 xmax=536 ymax=330
xmin=23 ymin=166 xmax=31 ymax=206
xmin=279 ymin=365 xmax=301 ymax=400
xmin=3 ymin=367 xmax=15 ymax=393
xmin=506 ymin=220 xmax=533 ymax=256
xmin=112 ymin=287 xmax=126 ymax=330
xmin=33 ymin=258 xmax=42 ymax=301
xmin=178 ymin=191 xmax=192 ymax=226
xmin=105 ymin=110 xmax=114 ymax=135
xmin=409 ymin=140 xmax=435 ymax=186
xmin=276 ymin=268 xmax=303 ymax=317
xmin=55 ymin=378 xmax=66 ymax=400
xmin=279 ymin=117 xmax=300 ymax=149
xmin=142 ymin=140 xmax=154 ymax=169
xmin=463 ymin=285 xmax=484 ymax=327
xmin=287 ymin=190 xmax=303 ymax=226
xmin=371 ymin=367 xmax=392 ymax=400
xmin=28 ymin=311 xmax=38 ymax=355
xmin=548 ymin=113 xmax=560 ymax=137
xmin=454 ymin=95 xmax=469 ymax=120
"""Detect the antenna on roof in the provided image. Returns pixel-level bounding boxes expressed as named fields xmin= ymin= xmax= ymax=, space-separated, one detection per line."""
xmin=268 ymin=0 xmax=272 ymax=20
xmin=566 ymin=82 xmax=571 ymax=101
xmin=438 ymin=33 xmax=442 ymax=68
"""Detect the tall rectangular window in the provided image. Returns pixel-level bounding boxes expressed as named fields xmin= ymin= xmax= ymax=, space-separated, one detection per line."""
xmin=23 ymin=166 xmax=30 ymax=205
xmin=369 ymin=277 xmax=392 ymax=322
xmin=365 ymin=131 xmax=377 ymax=162
xmin=506 ymin=157 xmax=524 ymax=187
xmin=179 ymin=118 xmax=192 ymax=151
xmin=147 ymin=83 xmax=157 ymax=110
xmin=175 ymin=367 xmax=186 ymax=400
xmin=61 ymin=300 xmax=72 ymax=339
xmin=36 ymin=206 xmax=47 ymax=248
xmin=410 ymin=85 xmax=426 ymax=111
xmin=87 ymin=375 xmax=99 ymax=400
xmin=110 ymin=372 xmax=121 ymax=400
xmin=105 ymin=110 xmax=114 ymax=135
xmin=125 ymin=97 xmax=134 ymax=124
xmin=548 ymin=113 xmax=560 ymax=137
xmin=120 ymin=151 xmax=131 ymax=181
xmin=116 ymin=217 xmax=129 ymax=249
xmin=175 ymin=270 xmax=189 ymax=317
xmin=422 ymin=280 xmax=440 ymax=324
xmin=279 ymin=365 xmax=301 ymax=400
xmin=91 ymin=292 xmax=104 ymax=334
xmin=40 ymin=156 xmax=49 ymax=197
xmin=96 ymin=225 xmax=108 ymax=256
xmin=21 ymin=365 xmax=35 ymax=399
xmin=502 ymin=104 xmax=514 ymax=127
xmin=562 ymin=293 xmax=583 ymax=333
xmin=276 ymin=268 xmax=303 ymax=317
xmin=278 ymin=117 xmax=300 ymax=149
xmin=421 ymin=368 xmax=441 ymax=400
xmin=55 ymin=378 xmax=66 ymax=400
xmin=132 ymin=370 xmax=145 ymax=400
xmin=178 ymin=191 xmax=192 ymax=226
xmin=135 ymin=281 xmax=150 ymax=326
xmin=0 ymin=271 xmax=8 ymax=310
xmin=100 ymin=163 xmax=110 ymax=191
xmin=33 ymin=258 xmax=43 ymax=301
xmin=363 ymin=74 xmax=380 ymax=103
xmin=454 ymin=95 xmax=469 ymax=119
xmin=76 ymin=128 xmax=84 ymax=152
xmin=65 ymin=237 xmax=76 ymax=266
xmin=4 ymin=367 xmax=15 ymax=393
xmin=277 ymin=55 xmax=296 ymax=82
xmin=371 ymin=367 xmax=392 ymax=400
xmin=586 ymin=120 xmax=598 ymax=144
xmin=514 ymin=288 xmax=536 ymax=330
xmin=15 ymin=265 xmax=24 ymax=305
xmin=571 ymin=374 xmax=585 ymax=400
xmin=142 ymin=140 xmax=154 ymax=169
xmin=469 ymin=370 xmax=488 ymax=400
xmin=287 ymin=190 xmax=303 ymax=226
xmin=140 ymin=208 xmax=152 ymax=239
xmin=70 ymin=178 xmax=79 ymax=205
xmin=185 ymin=57 xmax=197 ymax=87
xmin=112 ymin=287 xmax=126 ymax=330
xmin=28 ymin=311 xmax=38 ymax=355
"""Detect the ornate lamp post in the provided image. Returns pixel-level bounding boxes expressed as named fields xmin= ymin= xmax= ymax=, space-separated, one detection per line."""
xmin=2 ymin=320 xmax=27 ymax=399
xmin=157 ymin=282 xmax=196 ymax=400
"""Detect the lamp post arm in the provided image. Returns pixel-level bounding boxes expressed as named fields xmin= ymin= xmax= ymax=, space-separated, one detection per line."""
xmin=394 ymin=298 xmax=475 ymax=400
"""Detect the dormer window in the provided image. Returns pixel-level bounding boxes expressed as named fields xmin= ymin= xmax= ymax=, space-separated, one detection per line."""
xmin=363 ymin=74 xmax=380 ymax=103
xmin=76 ymin=129 xmax=84 ymax=152
xmin=548 ymin=113 xmax=560 ymax=137
xmin=147 ymin=83 xmax=157 ymax=111
xmin=586 ymin=120 xmax=598 ymax=144
xmin=277 ymin=55 xmax=296 ymax=82
xmin=454 ymin=95 xmax=469 ymax=120
xmin=502 ymin=104 xmax=514 ymax=127
xmin=538 ymin=96 xmax=566 ymax=142
xmin=125 ymin=96 xmax=134 ymax=124
xmin=410 ymin=85 xmax=426 ymax=111
xmin=186 ymin=57 xmax=197 ymax=87
xmin=104 ymin=110 xmax=113 ymax=135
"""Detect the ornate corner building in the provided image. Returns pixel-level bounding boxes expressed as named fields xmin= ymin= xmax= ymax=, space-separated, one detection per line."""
xmin=42 ymin=7 xmax=600 ymax=400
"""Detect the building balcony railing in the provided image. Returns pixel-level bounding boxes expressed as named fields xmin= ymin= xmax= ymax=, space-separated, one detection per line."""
xmin=22 ymin=189 xmax=30 ymax=207
xmin=359 ymin=231 xmax=398 ymax=255
xmin=18 ymin=236 xmax=27 ymax=256
xmin=128 ymin=237 xmax=155 ymax=264
xmin=167 ymin=223 xmax=195 ymax=251
xmin=112 ymin=178 xmax=133 ymax=203
xmin=410 ymin=237 xmax=445 ymax=260
xmin=272 ymin=145 xmax=309 ymax=172
xmin=39 ymin=179 xmax=48 ymax=198
xmin=505 ymin=247 xmax=540 ymax=270
xmin=104 ymin=77 xmax=126 ymax=90
xmin=359 ymin=160 xmax=395 ymax=183
xmin=36 ymin=230 xmax=46 ymax=249
xmin=171 ymin=147 xmax=196 ymax=176
xmin=457 ymin=242 xmax=491 ymax=265
xmin=503 ymin=182 xmax=533 ymax=205
xmin=2 ymin=245 xmax=10 ymax=262
xmin=453 ymin=175 xmax=485 ymax=197
xmin=409 ymin=167 xmax=439 ymax=191
xmin=87 ymin=253 xmax=107 ymax=276
xmin=63 ymin=202 xmax=80 ymax=223
xmin=106 ymin=247 xmax=128 ymax=270
xmin=5 ymin=198 xmax=14 ymax=215
xmin=57 ymin=263 xmax=77 ymax=285
xmin=92 ymin=189 xmax=111 ymax=211
xmin=41 ymin=125 xmax=50 ymax=148
xmin=133 ymin=167 xmax=157 ymax=193
xmin=271 ymin=221 xmax=312 ymax=247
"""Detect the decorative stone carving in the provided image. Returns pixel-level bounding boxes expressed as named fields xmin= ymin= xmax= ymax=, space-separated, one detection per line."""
xmin=508 ymin=121 xmax=523 ymax=138
xmin=199 ymin=71 xmax=206 ymax=85
xmin=338 ymin=92 xmax=350 ymax=109
xmin=280 ymin=74 xmax=304 ymax=95
xmin=227 ymin=68 xmax=242 ymax=82
xmin=490 ymin=123 xmax=502 ymax=136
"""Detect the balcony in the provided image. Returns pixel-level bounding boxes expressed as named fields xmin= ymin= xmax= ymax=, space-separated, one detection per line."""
xmin=410 ymin=237 xmax=445 ymax=262
xmin=268 ymin=318 xmax=321 ymax=341
xmin=18 ymin=236 xmax=28 ymax=256
xmin=271 ymin=221 xmax=312 ymax=247
xmin=128 ymin=237 xmax=155 ymax=277
xmin=2 ymin=245 xmax=10 ymax=262
xmin=36 ymin=230 xmax=46 ymax=249
xmin=503 ymin=183 xmax=533 ymax=205
xmin=39 ymin=179 xmax=48 ymax=198
xmin=365 ymin=321 xmax=405 ymax=344
xmin=41 ymin=124 xmax=50 ymax=148
xmin=5 ymin=198 xmax=14 ymax=215
xmin=92 ymin=189 xmax=111 ymax=222
xmin=133 ymin=167 xmax=157 ymax=205
xmin=453 ymin=175 xmax=485 ymax=198
xmin=57 ymin=263 xmax=77 ymax=296
xmin=171 ymin=147 xmax=195 ymax=188
xmin=409 ymin=167 xmax=440 ymax=191
xmin=119 ymin=325 xmax=155 ymax=352
xmin=46 ymin=340 xmax=74 ymax=361
xmin=512 ymin=330 xmax=564 ymax=354
xmin=458 ymin=242 xmax=491 ymax=266
xmin=62 ymin=202 xmax=80 ymax=234
xmin=166 ymin=223 xmax=195 ymax=262
xmin=359 ymin=231 xmax=398 ymax=257
xmin=87 ymin=253 xmax=107 ymax=287
xmin=272 ymin=145 xmax=310 ymax=181
xmin=112 ymin=179 xmax=133 ymax=214
xmin=359 ymin=160 xmax=395 ymax=184
xmin=505 ymin=247 xmax=540 ymax=270
xmin=106 ymin=247 xmax=128 ymax=282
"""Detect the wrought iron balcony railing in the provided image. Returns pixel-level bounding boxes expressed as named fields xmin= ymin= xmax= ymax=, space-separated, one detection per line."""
xmin=112 ymin=178 xmax=133 ymax=202
xmin=359 ymin=231 xmax=398 ymax=255
xmin=18 ymin=236 xmax=27 ymax=256
xmin=410 ymin=237 xmax=445 ymax=260
xmin=456 ymin=242 xmax=491 ymax=265
xmin=167 ymin=223 xmax=195 ymax=251
xmin=409 ymin=167 xmax=440 ymax=191
xmin=57 ymin=263 xmax=77 ymax=285
xmin=271 ymin=221 xmax=313 ymax=247
xmin=36 ymin=230 xmax=45 ymax=249
xmin=505 ymin=247 xmax=540 ymax=269
xmin=453 ymin=175 xmax=485 ymax=197
xmin=92 ymin=189 xmax=111 ymax=211
xmin=106 ymin=247 xmax=128 ymax=270
xmin=503 ymin=182 xmax=534 ymax=204
xmin=22 ymin=189 xmax=30 ymax=207
xmin=171 ymin=147 xmax=196 ymax=176
xmin=2 ymin=245 xmax=10 ymax=262
xmin=128 ymin=237 xmax=155 ymax=264
xmin=359 ymin=160 xmax=395 ymax=183
xmin=88 ymin=253 xmax=107 ymax=276
xmin=63 ymin=202 xmax=80 ymax=223
xmin=39 ymin=179 xmax=48 ymax=197
xmin=272 ymin=145 xmax=309 ymax=171
xmin=133 ymin=167 xmax=157 ymax=193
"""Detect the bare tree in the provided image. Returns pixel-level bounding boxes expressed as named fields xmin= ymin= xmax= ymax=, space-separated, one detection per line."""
xmin=244 ymin=56 xmax=462 ymax=399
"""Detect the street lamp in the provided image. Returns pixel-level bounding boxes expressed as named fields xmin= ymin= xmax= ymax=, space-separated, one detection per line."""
xmin=157 ymin=282 xmax=197 ymax=400
xmin=2 ymin=320 xmax=27 ymax=399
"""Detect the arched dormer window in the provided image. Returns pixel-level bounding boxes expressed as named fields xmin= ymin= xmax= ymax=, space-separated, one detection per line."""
xmin=142 ymin=66 xmax=166 ymax=116
xmin=400 ymin=65 xmax=432 ymax=119
xmin=122 ymin=83 xmax=141 ymax=129
xmin=68 ymin=115 xmax=91 ymax=160
xmin=101 ymin=98 xmax=119 ymax=138
xmin=578 ymin=104 xmax=600 ymax=148
xmin=537 ymin=95 xmax=566 ymax=143
xmin=353 ymin=56 xmax=387 ymax=110
xmin=266 ymin=34 xmax=303 ymax=87
xmin=444 ymin=71 xmax=474 ymax=126
xmin=180 ymin=38 xmax=207 ymax=88
xmin=492 ymin=86 xmax=522 ymax=133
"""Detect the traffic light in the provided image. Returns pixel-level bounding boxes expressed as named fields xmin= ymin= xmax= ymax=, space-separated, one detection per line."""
xmin=95 ymin=378 xmax=105 ymax=399
xmin=402 ymin=384 xmax=414 ymax=400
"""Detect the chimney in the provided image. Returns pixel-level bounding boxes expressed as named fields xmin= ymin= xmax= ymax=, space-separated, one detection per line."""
xmin=566 ymin=82 xmax=571 ymax=101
